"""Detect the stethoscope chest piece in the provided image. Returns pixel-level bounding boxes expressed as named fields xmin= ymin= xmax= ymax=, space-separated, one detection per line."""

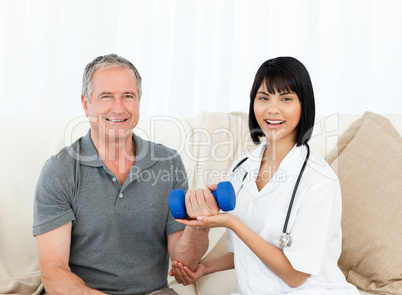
xmin=279 ymin=233 xmax=290 ymax=248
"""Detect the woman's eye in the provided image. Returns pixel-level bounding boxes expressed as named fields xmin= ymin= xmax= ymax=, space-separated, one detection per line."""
xmin=283 ymin=97 xmax=292 ymax=101
xmin=258 ymin=96 xmax=268 ymax=101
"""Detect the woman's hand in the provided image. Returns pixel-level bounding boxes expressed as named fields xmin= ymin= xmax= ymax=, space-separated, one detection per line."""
xmin=169 ymin=261 xmax=207 ymax=286
xmin=176 ymin=212 xmax=235 ymax=230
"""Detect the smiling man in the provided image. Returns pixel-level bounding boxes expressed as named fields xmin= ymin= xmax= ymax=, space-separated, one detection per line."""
xmin=33 ymin=54 xmax=212 ymax=295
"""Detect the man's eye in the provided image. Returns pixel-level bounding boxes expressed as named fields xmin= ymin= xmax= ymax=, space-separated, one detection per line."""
xmin=124 ymin=95 xmax=134 ymax=99
xmin=101 ymin=95 xmax=111 ymax=100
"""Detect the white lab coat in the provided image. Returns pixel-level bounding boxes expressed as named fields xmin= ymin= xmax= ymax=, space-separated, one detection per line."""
xmin=226 ymin=142 xmax=359 ymax=295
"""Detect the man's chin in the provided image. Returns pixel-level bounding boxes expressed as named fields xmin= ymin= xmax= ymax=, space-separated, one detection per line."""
xmin=91 ymin=128 xmax=133 ymax=141
xmin=105 ymin=129 xmax=133 ymax=140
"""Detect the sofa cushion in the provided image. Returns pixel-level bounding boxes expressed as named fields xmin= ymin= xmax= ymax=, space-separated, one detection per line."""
xmin=196 ymin=233 xmax=236 ymax=295
xmin=327 ymin=112 xmax=402 ymax=294
xmin=0 ymin=272 xmax=44 ymax=295
xmin=0 ymin=119 xmax=70 ymax=295
xmin=168 ymin=281 xmax=198 ymax=295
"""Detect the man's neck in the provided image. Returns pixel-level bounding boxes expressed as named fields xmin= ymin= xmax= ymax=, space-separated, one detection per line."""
xmin=91 ymin=131 xmax=136 ymax=183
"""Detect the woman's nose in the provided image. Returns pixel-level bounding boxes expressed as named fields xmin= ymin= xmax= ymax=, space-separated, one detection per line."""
xmin=267 ymin=101 xmax=280 ymax=114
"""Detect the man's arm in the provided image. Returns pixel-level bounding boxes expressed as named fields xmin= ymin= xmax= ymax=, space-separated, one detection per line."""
xmin=167 ymin=227 xmax=209 ymax=272
xmin=36 ymin=222 xmax=108 ymax=295
xmin=167 ymin=185 xmax=220 ymax=271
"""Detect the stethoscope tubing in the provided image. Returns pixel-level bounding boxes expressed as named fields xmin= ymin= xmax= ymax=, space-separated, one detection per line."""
xmin=231 ymin=143 xmax=311 ymax=248
xmin=282 ymin=143 xmax=310 ymax=235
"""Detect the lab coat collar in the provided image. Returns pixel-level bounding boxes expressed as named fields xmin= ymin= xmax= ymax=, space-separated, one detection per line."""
xmin=244 ymin=141 xmax=309 ymax=180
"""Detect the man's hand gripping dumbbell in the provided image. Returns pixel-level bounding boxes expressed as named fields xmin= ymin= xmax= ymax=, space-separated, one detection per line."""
xmin=169 ymin=181 xmax=236 ymax=219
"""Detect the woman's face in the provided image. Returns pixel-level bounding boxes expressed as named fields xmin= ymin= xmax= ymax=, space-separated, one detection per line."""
xmin=253 ymin=82 xmax=302 ymax=146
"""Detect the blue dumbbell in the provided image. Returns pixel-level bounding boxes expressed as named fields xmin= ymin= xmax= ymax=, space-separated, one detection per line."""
xmin=169 ymin=181 xmax=236 ymax=219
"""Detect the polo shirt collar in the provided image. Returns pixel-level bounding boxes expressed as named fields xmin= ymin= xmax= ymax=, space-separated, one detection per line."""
xmin=77 ymin=130 xmax=102 ymax=167
xmin=78 ymin=129 xmax=158 ymax=171
xmin=131 ymin=132 xmax=158 ymax=172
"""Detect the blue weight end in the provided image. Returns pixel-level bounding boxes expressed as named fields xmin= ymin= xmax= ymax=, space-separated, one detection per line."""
xmin=169 ymin=189 xmax=187 ymax=219
xmin=215 ymin=181 xmax=236 ymax=211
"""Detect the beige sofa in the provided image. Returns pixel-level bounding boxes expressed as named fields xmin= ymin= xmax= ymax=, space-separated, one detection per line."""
xmin=1 ymin=111 xmax=401 ymax=295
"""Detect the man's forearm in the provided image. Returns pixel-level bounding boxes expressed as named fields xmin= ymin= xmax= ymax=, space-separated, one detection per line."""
xmin=41 ymin=265 xmax=108 ymax=295
xmin=171 ymin=226 xmax=209 ymax=271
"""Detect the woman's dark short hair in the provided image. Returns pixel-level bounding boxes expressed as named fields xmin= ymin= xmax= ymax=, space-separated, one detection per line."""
xmin=249 ymin=56 xmax=315 ymax=146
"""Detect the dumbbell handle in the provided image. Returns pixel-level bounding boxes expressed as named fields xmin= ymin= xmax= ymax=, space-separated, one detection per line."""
xmin=169 ymin=181 xmax=236 ymax=219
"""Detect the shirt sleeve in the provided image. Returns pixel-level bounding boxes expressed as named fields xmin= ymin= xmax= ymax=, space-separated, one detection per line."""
xmin=33 ymin=156 xmax=76 ymax=236
xmin=283 ymin=176 xmax=342 ymax=276
xmin=226 ymin=228 xmax=235 ymax=253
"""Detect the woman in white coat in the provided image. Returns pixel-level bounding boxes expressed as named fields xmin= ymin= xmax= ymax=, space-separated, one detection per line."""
xmin=171 ymin=57 xmax=359 ymax=295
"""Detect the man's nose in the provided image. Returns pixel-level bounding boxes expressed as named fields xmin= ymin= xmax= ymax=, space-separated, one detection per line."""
xmin=111 ymin=98 xmax=125 ymax=112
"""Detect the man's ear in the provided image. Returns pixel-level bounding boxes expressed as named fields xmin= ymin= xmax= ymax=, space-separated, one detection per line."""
xmin=81 ymin=95 xmax=89 ymax=118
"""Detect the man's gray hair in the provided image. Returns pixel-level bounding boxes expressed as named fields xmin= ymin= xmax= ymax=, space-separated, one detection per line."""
xmin=82 ymin=54 xmax=142 ymax=101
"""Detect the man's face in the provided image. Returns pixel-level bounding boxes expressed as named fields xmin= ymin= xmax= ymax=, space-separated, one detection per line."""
xmin=82 ymin=66 xmax=140 ymax=144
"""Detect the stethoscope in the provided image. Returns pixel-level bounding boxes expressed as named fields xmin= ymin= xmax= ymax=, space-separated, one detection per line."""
xmin=231 ymin=143 xmax=310 ymax=248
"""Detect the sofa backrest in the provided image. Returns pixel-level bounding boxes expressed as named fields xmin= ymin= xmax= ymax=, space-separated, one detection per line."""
xmin=1 ymin=111 xmax=401 ymax=284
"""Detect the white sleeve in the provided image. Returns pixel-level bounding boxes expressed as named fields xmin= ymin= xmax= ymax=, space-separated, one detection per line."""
xmin=283 ymin=177 xmax=342 ymax=275
xmin=226 ymin=228 xmax=235 ymax=253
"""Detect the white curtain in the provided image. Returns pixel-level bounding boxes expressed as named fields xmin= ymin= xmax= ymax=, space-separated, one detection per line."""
xmin=1 ymin=0 xmax=401 ymax=120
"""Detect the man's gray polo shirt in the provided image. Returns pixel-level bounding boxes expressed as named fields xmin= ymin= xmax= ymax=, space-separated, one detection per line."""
xmin=33 ymin=130 xmax=188 ymax=294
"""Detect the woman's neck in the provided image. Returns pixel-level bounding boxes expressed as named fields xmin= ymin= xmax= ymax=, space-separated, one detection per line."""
xmin=256 ymin=138 xmax=296 ymax=192
xmin=263 ymin=138 xmax=295 ymax=165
